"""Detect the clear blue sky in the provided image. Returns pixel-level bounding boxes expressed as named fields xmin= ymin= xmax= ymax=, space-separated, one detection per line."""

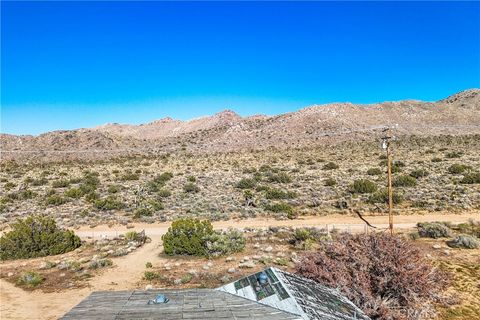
xmin=1 ymin=1 xmax=479 ymax=135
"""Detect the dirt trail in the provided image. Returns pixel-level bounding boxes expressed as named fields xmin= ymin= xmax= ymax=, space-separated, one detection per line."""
xmin=1 ymin=212 xmax=478 ymax=319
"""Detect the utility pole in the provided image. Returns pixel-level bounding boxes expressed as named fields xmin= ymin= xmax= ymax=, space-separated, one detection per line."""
xmin=381 ymin=128 xmax=394 ymax=235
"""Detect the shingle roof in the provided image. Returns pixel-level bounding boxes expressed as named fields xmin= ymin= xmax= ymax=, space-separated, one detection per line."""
xmin=217 ymin=267 xmax=370 ymax=320
xmin=61 ymin=288 xmax=301 ymax=320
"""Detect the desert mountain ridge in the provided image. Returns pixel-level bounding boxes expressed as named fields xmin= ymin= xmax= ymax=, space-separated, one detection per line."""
xmin=1 ymin=89 xmax=479 ymax=161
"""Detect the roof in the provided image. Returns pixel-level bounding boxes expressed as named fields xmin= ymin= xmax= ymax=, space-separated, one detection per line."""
xmin=217 ymin=267 xmax=370 ymax=320
xmin=61 ymin=288 xmax=301 ymax=320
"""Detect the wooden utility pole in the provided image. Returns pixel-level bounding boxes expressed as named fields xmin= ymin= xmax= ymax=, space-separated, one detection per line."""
xmin=382 ymin=129 xmax=394 ymax=235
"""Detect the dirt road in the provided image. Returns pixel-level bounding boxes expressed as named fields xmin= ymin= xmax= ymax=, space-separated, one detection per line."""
xmin=1 ymin=212 xmax=478 ymax=319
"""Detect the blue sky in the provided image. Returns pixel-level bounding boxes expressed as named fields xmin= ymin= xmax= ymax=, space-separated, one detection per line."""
xmin=1 ymin=1 xmax=479 ymax=135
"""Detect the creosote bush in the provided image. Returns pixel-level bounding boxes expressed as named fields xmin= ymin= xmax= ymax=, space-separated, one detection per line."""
xmin=17 ymin=271 xmax=44 ymax=288
xmin=410 ymin=169 xmax=429 ymax=179
xmin=322 ymin=162 xmax=339 ymax=170
xmin=368 ymin=188 xmax=403 ymax=204
xmin=367 ymin=168 xmax=382 ymax=176
xmin=296 ymin=233 xmax=448 ymax=320
xmin=162 ymin=218 xmax=244 ymax=257
xmin=351 ymin=179 xmax=377 ymax=194
xmin=460 ymin=172 xmax=480 ymax=184
xmin=417 ymin=222 xmax=452 ymax=239
xmin=235 ymin=178 xmax=256 ymax=189
xmin=448 ymin=164 xmax=470 ymax=174
xmin=446 ymin=234 xmax=479 ymax=249
xmin=393 ymin=175 xmax=417 ymax=187
xmin=0 ymin=215 xmax=81 ymax=260
xmin=183 ymin=182 xmax=200 ymax=193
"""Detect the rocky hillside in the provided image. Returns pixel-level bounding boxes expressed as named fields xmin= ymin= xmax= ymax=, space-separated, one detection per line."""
xmin=1 ymin=89 xmax=479 ymax=161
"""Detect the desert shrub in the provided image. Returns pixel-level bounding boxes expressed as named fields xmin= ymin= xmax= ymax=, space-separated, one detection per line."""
xmin=460 ymin=172 xmax=480 ymax=184
xmin=408 ymin=231 xmax=420 ymax=240
xmin=51 ymin=179 xmax=70 ymax=188
xmin=134 ymin=207 xmax=153 ymax=218
xmin=187 ymin=175 xmax=196 ymax=182
xmin=446 ymin=234 xmax=479 ymax=249
xmin=453 ymin=220 xmax=480 ymax=238
xmin=448 ymin=164 xmax=470 ymax=174
xmin=94 ymin=196 xmax=125 ymax=210
xmin=367 ymin=188 xmax=403 ymax=204
xmin=296 ymin=233 xmax=448 ymax=320
xmin=445 ymin=151 xmax=462 ymax=158
xmin=145 ymin=262 xmax=153 ymax=268
xmin=4 ymin=182 xmax=16 ymax=191
xmin=119 ymin=170 xmax=140 ymax=181
xmin=31 ymin=178 xmax=48 ymax=186
xmin=0 ymin=215 xmax=81 ymax=260
xmin=264 ymin=188 xmax=296 ymax=200
xmin=410 ymin=169 xmax=429 ymax=179
xmin=17 ymin=271 xmax=44 ymax=288
xmin=235 ymin=178 xmax=256 ymax=189
xmin=157 ymin=188 xmax=171 ymax=198
xmin=322 ymin=162 xmax=339 ymax=170
xmin=64 ymin=188 xmax=83 ymax=199
xmin=162 ymin=218 xmax=214 ymax=256
xmin=124 ymin=231 xmax=139 ymax=241
xmin=367 ymin=168 xmax=382 ymax=176
xmin=79 ymin=172 xmax=100 ymax=193
xmin=431 ymin=157 xmax=442 ymax=163
xmin=204 ymin=229 xmax=246 ymax=257
xmin=351 ymin=179 xmax=377 ymax=194
xmin=183 ymin=182 xmax=200 ymax=193
xmin=88 ymin=258 xmax=113 ymax=269
xmin=45 ymin=194 xmax=67 ymax=206
xmin=266 ymin=172 xmax=292 ymax=183
xmin=324 ymin=178 xmax=336 ymax=186
xmin=264 ymin=202 xmax=294 ymax=215
xmin=290 ymin=228 xmax=319 ymax=250
xmin=393 ymin=175 xmax=417 ymax=187
xmin=107 ymin=185 xmax=121 ymax=193
xmin=144 ymin=270 xmax=161 ymax=281
xmin=417 ymin=222 xmax=452 ymax=238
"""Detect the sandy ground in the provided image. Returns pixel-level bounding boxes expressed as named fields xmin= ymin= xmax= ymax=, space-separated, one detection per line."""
xmin=1 ymin=211 xmax=478 ymax=320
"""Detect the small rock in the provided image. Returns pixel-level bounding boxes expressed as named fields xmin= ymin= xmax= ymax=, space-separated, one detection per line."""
xmin=145 ymin=284 xmax=153 ymax=290
xmin=263 ymin=246 xmax=273 ymax=252
xmin=59 ymin=273 xmax=66 ymax=277
xmin=225 ymin=257 xmax=235 ymax=262
xmin=227 ymin=268 xmax=236 ymax=274
xmin=202 ymin=265 xmax=210 ymax=270
xmin=432 ymin=244 xmax=442 ymax=249
xmin=173 ymin=279 xmax=182 ymax=285
xmin=7 ymin=272 xmax=14 ymax=277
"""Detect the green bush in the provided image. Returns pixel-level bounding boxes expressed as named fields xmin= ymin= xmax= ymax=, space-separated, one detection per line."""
xmin=431 ymin=157 xmax=442 ymax=163
xmin=461 ymin=172 xmax=480 ymax=184
xmin=157 ymin=188 xmax=171 ymax=198
xmin=162 ymin=219 xmax=214 ymax=256
xmin=368 ymin=188 xmax=403 ymax=204
xmin=410 ymin=169 xmax=429 ymax=179
xmin=145 ymin=262 xmax=153 ymax=268
xmin=417 ymin=222 xmax=452 ymax=239
xmin=446 ymin=234 xmax=479 ymax=249
xmin=367 ymin=168 xmax=383 ymax=176
xmin=0 ymin=215 xmax=81 ymax=260
xmin=324 ymin=178 xmax=337 ymax=186
xmin=134 ymin=207 xmax=153 ymax=218
xmin=94 ymin=196 xmax=125 ymax=210
xmin=17 ymin=271 xmax=44 ymax=288
xmin=267 ymin=172 xmax=292 ymax=183
xmin=187 ymin=176 xmax=196 ymax=182
xmin=45 ymin=194 xmax=67 ymax=206
xmin=351 ymin=179 xmax=377 ymax=194
xmin=393 ymin=175 xmax=417 ymax=187
xmin=119 ymin=171 xmax=140 ymax=181
xmin=322 ymin=162 xmax=339 ymax=170
xmin=64 ymin=188 xmax=83 ymax=199
xmin=144 ymin=270 xmax=161 ymax=281
xmin=448 ymin=164 xmax=470 ymax=174
xmin=204 ymin=229 xmax=246 ymax=257
xmin=235 ymin=178 xmax=256 ymax=189
xmin=52 ymin=179 xmax=70 ymax=188
xmin=265 ymin=202 xmax=294 ymax=214
xmin=264 ymin=188 xmax=296 ymax=200
xmin=183 ymin=182 xmax=200 ymax=193
xmin=107 ymin=185 xmax=121 ymax=194
xmin=445 ymin=151 xmax=462 ymax=159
